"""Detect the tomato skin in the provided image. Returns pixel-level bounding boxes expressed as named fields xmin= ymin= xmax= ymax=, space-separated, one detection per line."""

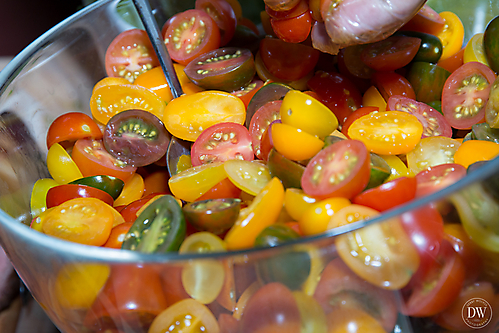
xmin=442 ymin=61 xmax=496 ymax=129
xmin=406 ymin=61 xmax=451 ymax=104
xmin=71 ymin=139 xmax=137 ymax=183
xmin=46 ymin=112 xmax=102 ymax=149
xmin=239 ymin=282 xmax=301 ymax=333
xmin=400 ymin=3 xmax=445 ymax=35
xmin=196 ymin=177 xmax=242 ymax=201
xmin=46 ymin=184 xmax=114 ymax=208
xmin=307 ymin=71 xmax=363 ymax=125
xmin=435 ymin=11 xmax=465 ymax=61
xmin=232 ymin=79 xmax=264 ymax=108
xmin=164 ymin=9 xmax=221 ymax=66
xmin=191 ymin=122 xmax=254 ymax=166
xmin=371 ymin=71 xmax=416 ymax=102
xmin=352 ymin=176 xmax=417 ymax=212
xmin=47 ymin=143 xmax=83 ymax=184
xmin=301 ymin=139 xmax=370 ymax=200
xmin=341 ymin=106 xmax=378 ymax=138
xmin=104 ymin=222 xmax=133 ymax=249
xmin=259 ymin=37 xmax=320 ymax=81
xmin=360 ymin=35 xmax=421 ymax=71
xmin=105 ymin=29 xmax=159 ymax=83
xmin=195 ymin=0 xmax=237 ymax=46
xmin=270 ymin=10 xmax=312 ymax=44
xmin=249 ymin=100 xmax=282 ymax=160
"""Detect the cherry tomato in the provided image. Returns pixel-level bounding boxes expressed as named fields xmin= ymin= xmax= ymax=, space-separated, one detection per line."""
xmin=85 ymin=265 xmax=168 ymax=332
xmin=47 ymin=143 xmax=83 ymax=184
xmin=400 ymin=3 xmax=445 ymax=35
xmin=435 ymin=11 xmax=465 ymax=61
xmin=118 ymin=195 xmax=156 ymax=223
xmin=352 ymin=176 xmax=417 ymax=212
xmin=163 ymin=90 xmax=246 ymax=142
xmin=195 ymin=0 xmax=237 ymax=46
xmin=387 ymin=95 xmax=452 ymax=138
xmin=283 ymin=188 xmax=317 ymax=221
xmin=437 ymin=46 xmax=465 ymax=73
xmin=142 ymin=170 xmax=170 ymax=197
xmin=402 ymin=240 xmax=465 ymax=317
xmin=133 ymin=67 xmax=174 ymax=103
xmin=259 ymin=37 xmax=320 ymax=81
xmin=249 ymin=100 xmax=281 ymax=160
xmin=184 ymin=47 xmax=255 ymax=92
xmin=72 ymin=139 xmax=137 ymax=183
xmin=406 ymin=136 xmax=461 ymax=175
xmin=191 ymin=122 xmax=254 ymax=166
xmin=464 ymin=33 xmax=491 ymax=66
xmin=265 ymin=0 xmax=307 ymax=20
xmin=415 ymin=163 xmax=466 ymax=197
xmin=341 ymin=106 xmax=378 ymax=138
xmin=90 ymin=82 xmax=166 ymax=125
xmin=92 ymin=76 xmax=131 ymax=94
xmin=280 ymin=90 xmax=338 ymax=140
xmin=224 ymin=160 xmax=272 ymax=196
xmin=164 ymin=9 xmax=220 ymax=65
xmin=362 ymin=86 xmax=387 ymax=112
xmin=182 ymin=198 xmax=240 ymax=234
xmin=196 ymin=177 xmax=242 ymax=201
xmin=330 ymin=205 xmax=420 ymax=290
xmin=453 ymin=138 xmax=499 ymax=168
xmin=239 ymin=282 xmax=301 ymax=333
xmin=441 ymin=61 xmax=496 ymax=129
xmin=326 ymin=307 xmax=387 ymax=333
xmin=224 ymin=177 xmax=284 ymax=250
xmin=30 ymin=178 xmax=58 ymax=219
xmin=298 ymin=197 xmax=351 ymax=236
xmin=271 ymin=123 xmax=324 ymax=161
xmin=46 ymin=112 xmax=102 ymax=149
xmin=371 ymin=71 xmax=416 ymax=101
xmin=46 ymin=183 xmax=114 ymax=208
xmin=381 ymin=154 xmax=409 ymax=181
xmin=104 ymin=221 xmax=133 ymax=249
xmin=69 ymin=175 xmax=125 ymax=200
xmin=348 ymin=111 xmax=423 ymax=155
xmin=113 ymin=173 xmax=145 ymax=207
xmin=232 ymin=79 xmax=264 ymax=108
xmin=301 ymin=139 xmax=370 ymax=200
xmin=360 ymin=35 xmax=421 ymax=71
xmin=270 ymin=10 xmax=312 ymax=44
xmin=104 ymin=29 xmax=159 ymax=83
xmin=307 ymin=71 xmax=363 ymax=125
xmin=42 ymin=197 xmax=114 ymax=246
xmin=267 ymin=148 xmax=305 ymax=189
xmin=313 ymin=258 xmax=398 ymax=332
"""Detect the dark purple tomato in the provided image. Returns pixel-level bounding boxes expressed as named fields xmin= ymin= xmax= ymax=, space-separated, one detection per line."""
xmin=103 ymin=109 xmax=171 ymax=167
xmin=184 ymin=47 xmax=256 ymax=92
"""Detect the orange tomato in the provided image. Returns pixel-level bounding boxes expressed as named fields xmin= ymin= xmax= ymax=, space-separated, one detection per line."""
xmin=271 ymin=123 xmax=324 ymax=161
xmin=103 ymin=222 xmax=133 ymax=249
xmin=113 ymin=173 xmax=145 ymax=207
xmin=453 ymin=139 xmax=499 ymax=168
xmin=435 ymin=11 xmax=465 ymax=61
xmin=299 ymin=197 xmax=351 ymax=236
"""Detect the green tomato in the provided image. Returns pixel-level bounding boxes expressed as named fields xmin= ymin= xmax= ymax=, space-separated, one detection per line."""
xmin=69 ymin=175 xmax=124 ymax=200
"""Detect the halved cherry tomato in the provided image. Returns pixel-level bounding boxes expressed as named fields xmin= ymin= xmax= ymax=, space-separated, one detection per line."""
xmin=42 ymin=197 xmax=114 ymax=246
xmin=352 ymin=176 xmax=417 ymax=212
xmin=437 ymin=46 xmax=465 ymax=73
xmin=326 ymin=307 xmax=386 ymax=333
xmin=402 ymin=240 xmax=465 ymax=317
xmin=464 ymin=33 xmax=491 ymax=66
xmin=406 ymin=136 xmax=461 ymax=175
xmin=46 ymin=112 xmax=102 ymax=149
xmin=191 ymin=122 xmax=254 ymax=166
xmin=143 ymin=170 xmax=171 ymax=197
xmin=249 ymin=100 xmax=281 ymax=160
xmin=163 ymin=90 xmax=246 ymax=142
xmin=298 ymin=197 xmax=351 ymax=236
xmin=329 ymin=205 xmax=420 ymax=290
xmin=387 ymin=95 xmax=452 ymax=138
xmin=71 ymin=139 xmax=137 ymax=183
xmin=224 ymin=160 xmax=272 ymax=196
xmin=164 ymin=9 xmax=220 ymax=65
xmin=341 ymin=106 xmax=378 ymax=138
xmin=47 ymin=143 xmax=83 ymax=184
xmin=265 ymin=0 xmax=307 ymax=20
xmin=196 ymin=177 xmax=242 ymax=201
xmin=360 ymin=35 xmax=421 ymax=71
xmin=183 ymin=198 xmax=240 ymax=235
xmin=90 ymin=83 xmax=166 ymax=125
xmin=414 ymin=163 xmax=466 ymax=197
xmin=195 ymin=0 xmax=237 ymax=46
xmin=134 ymin=67 xmax=174 ymax=103
xmin=301 ymin=139 xmax=370 ymax=200
xmin=103 ymin=221 xmax=133 ymax=249
xmin=307 ymin=71 xmax=363 ymax=125
xmin=46 ymin=184 xmax=114 ymax=208
xmin=92 ymin=76 xmax=131 ymax=94
xmin=362 ymin=86 xmax=387 ymax=112
xmin=441 ymin=61 xmax=496 ymax=129
xmin=259 ymin=37 xmax=320 ymax=81
xmin=453 ymin=139 xmax=499 ymax=168
xmin=270 ymin=10 xmax=312 ymax=44
xmin=30 ymin=178 xmax=58 ymax=219
xmin=348 ymin=111 xmax=423 ymax=155
xmin=232 ymin=79 xmax=264 ymax=108
xmin=283 ymin=188 xmax=317 ymax=221
xmin=224 ymin=177 xmax=284 ymax=250
xmin=271 ymin=123 xmax=324 ymax=161
xmin=104 ymin=29 xmax=159 ymax=83
xmin=435 ymin=11 xmax=465 ymax=61
xmin=371 ymin=71 xmax=416 ymax=102
xmin=113 ymin=173 xmax=145 ymax=207
xmin=400 ymin=3 xmax=445 ymax=35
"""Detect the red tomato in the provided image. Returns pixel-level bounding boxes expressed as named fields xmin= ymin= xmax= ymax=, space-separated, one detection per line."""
xmin=239 ymin=282 xmax=301 ymax=333
xmin=270 ymin=10 xmax=312 ymax=44
xmin=314 ymin=258 xmax=398 ymax=332
xmin=118 ymin=194 xmax=157 ymax=223
xmin=336 ymin=48 xmax=372 ymax=93
xmin=301 ymin=139 xmax=370 ymax=200
xmin=190 ymin=122 xmax=254 ymax=166
xmin=360 ymin=35 xmax=422 ymax=71
xmin=402 ymin=240 xmax=465 ymax=317
xmin=84 ymin=265 xmax=168 ymax=331
xmin=103 ymin=221 xmax=133 ymax=249
xmin=441 ymin=62 xmax=496 ymax=129
xmin=71 ymin=139 xmax=137 ymax=183
xmin=400 ymin=3 xmax=445 ymax=35
xmin=352 ymin=176 xmax=417 ymax=211
xmin=341 ymin=106 xmax=378 ymax=138
xmin=387 ymin=95 xmax=453 ymax=138
xmin=414 ymin=163 xmax=466 ymax=197
xmin=46 ymin=184 xmax=114 ymax=208
xmin=219 ymin=313 xmax=239 ymax=333
xmin=399 ymin=204 xmax=445 ymax=280
xmin=307 ymin=71 xmax=363 ymax=125
xmin=105 ymin=29 xmax=160 ymax=82
xmin=249 ymin=100 xmax=282 ymax=160
xmin=196 ymin=177 xmax=242 ymax=201
xmin=195 ymin=0 xmax=237 ymax=46
xmin=164 ymin=9 xmax=220 ymax=65
xmin=371 ymin=71 xmax=416 ymax=101
xmin=259 ymin=37 xmax=320 ymax=81
xmin=46 ymin=112 xmax=102 ymax=149
xmin=265 ymin=0 xmax=308 ymax=20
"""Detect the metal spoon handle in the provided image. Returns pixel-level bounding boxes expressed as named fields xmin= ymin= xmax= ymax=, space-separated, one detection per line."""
xmin=132 ymin=0 xmax=183 ymax=99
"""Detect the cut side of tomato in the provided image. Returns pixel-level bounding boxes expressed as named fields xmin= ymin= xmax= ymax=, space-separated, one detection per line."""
xmin=195 ymin=0 xmax=237 ymax=46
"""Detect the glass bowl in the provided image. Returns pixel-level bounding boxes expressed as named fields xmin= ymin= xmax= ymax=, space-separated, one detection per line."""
xmin=0 ymin=1 xmax=498 ymax=332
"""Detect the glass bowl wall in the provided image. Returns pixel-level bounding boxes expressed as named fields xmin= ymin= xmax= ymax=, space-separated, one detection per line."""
xmin=0 ymin=0 xmax=498 ymax=332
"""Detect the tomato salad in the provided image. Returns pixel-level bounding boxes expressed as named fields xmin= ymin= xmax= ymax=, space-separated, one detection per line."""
xmin=30 ymin=1 xmax=499 ymax=332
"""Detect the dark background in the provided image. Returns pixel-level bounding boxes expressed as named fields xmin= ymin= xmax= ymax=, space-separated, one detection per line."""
xmin=0 ymin=0 xmax=82 ymax=56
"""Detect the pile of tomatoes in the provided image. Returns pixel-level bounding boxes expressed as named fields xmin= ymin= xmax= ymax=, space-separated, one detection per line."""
xmin=28 ymin=0 xmax=499 ymax=332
